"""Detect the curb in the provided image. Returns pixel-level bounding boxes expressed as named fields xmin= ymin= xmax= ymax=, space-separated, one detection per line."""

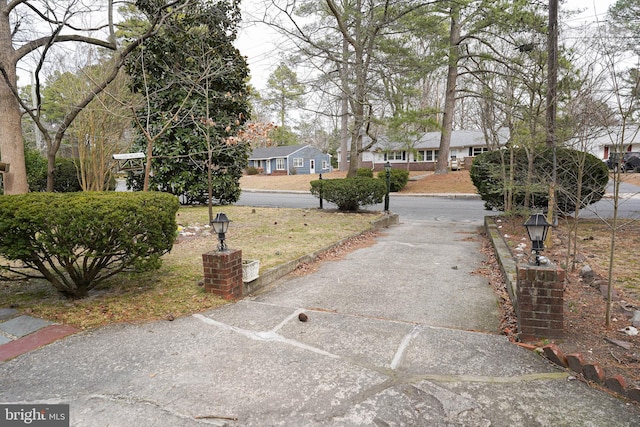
xmin=242 ymin=188 xmax=481 ymax=199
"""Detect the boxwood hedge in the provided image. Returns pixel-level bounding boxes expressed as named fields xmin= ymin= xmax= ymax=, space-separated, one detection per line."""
xmin=470 ymin=146 xmax=609 ymax=214
xmin=310 ymin=178 xmax=386 ymax=211
xmin=0 ymin=191 xmax=179 ymax=298
xmin=378 ymin=168 xmax=410 ymax=192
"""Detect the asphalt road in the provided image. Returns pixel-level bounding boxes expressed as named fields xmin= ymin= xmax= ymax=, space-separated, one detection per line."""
xmin=237 ymin=190 xmax=640 ymax=221
xmin=237 ymin=192 xmax=494 ymax=223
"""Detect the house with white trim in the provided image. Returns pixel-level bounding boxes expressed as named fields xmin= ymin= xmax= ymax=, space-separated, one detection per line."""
xmin=572 ymin=127 xmax=640 ymax=160
xmin=248 ymin=144 xmax=332 ymax=175
xmin=338 ymin=129 xmax=509 ymax=171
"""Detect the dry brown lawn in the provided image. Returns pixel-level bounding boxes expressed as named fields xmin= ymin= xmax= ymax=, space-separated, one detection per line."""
xmin=240 ymin=169 xmax=477 ymax=194
xmin=241 ymin=169 xmax=640 ymax=194
xmin=616 ymin=172 xmax=640 ymax=187
xmin=2 ymin=206 xmax=382 ymax=329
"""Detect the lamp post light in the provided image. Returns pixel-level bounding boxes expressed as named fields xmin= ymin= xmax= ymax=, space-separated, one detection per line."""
xmin=523 ymin=213 xmax=552 ymax=266
xmin=211 ymin=212 xmax=231 ymax=251
xmin=384 ymin=161 xmax=392 ymax=212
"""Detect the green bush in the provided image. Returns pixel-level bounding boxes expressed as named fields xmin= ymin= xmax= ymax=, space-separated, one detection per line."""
xmin=25 ymin=153 xmax=82 ymax=192
xmin=378 ymin=168 xmax=410 ymax=192
xmin=246 ymin=166 xmax=259 ymax=175
xmin=0 ymin=192 xmax=179 ymax=298
xmin=53 ymin=157 xmax=82 ymax=192
xmin=470 ymin=146 xmax=609 ymax=214
xmin=310 ymin=178 xmax=386 ymax=211
xmin=25 ymin=148 xmax=48 ymax=192
xmin=356 ymin=167 xmax=373 ymax=178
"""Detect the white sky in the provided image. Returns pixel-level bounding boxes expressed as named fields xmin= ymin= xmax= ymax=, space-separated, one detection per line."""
xmin=235 ymin=0 xmax=619 ymax=91
xmin=14 ymin=1 xmax=620 ymax=90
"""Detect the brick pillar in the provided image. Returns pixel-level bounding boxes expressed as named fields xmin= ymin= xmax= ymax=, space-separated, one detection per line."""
xmin=202 ymin=249 xmax=243 ymax=300
xmin=516 ymin=264 xmax=565 ymax=341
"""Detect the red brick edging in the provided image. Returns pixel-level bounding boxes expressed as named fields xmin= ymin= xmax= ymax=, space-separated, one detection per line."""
xmin=542 ymin=343 xmax=640 ymax=403
xmin=0 ymin=324 xmax=79 ymax=362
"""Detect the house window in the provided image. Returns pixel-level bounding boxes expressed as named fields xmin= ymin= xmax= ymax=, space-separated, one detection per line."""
xmin=322 ymin=160 xmax=329 ymax=169
xmin=417 ymin=150 xmax=439 ymax=161
xmin=384 ymin=151 xmax=406 ymax=161
xmin=293 ymin=158 xmax=303 ymax=168
xmin=415 ymin=150 xmax=439 ymax=162
xmin=276 ymin=158 xmax=285 ymax=170
xmin=470 ymin=147 xmax=488 ymax=156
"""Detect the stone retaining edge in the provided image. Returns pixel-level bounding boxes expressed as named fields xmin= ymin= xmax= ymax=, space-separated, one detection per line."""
xmin=243 ymin=212 xmax=399 ymax=296
xmin=484 ymin=215 xmax=640 ymax=403
xmin=484 ymin=216 xmax=518 ymax=312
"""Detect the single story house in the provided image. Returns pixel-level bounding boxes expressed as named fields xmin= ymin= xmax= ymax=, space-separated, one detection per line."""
xmin=573 ymin=127 xmax=640 ymax=160
xmin=338 ymin=129 xmax=509 ymax=171
xmin=248 ymin=144 xmax=333 ymax=175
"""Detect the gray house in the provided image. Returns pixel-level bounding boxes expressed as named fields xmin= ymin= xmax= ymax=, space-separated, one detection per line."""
xmin=248 ymin=145 xmax=333 ymax=175
xmin=337 ymin=129 xmax=509 ymax=171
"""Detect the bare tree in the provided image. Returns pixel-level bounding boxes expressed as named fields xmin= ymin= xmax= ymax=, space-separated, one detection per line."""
xmin=581 ymin=4 xmax=640 ymax=326
xmin=0 ymin=0 xmax=192 ymax=193
xmin=261 ymin=0 xmax=432 ymax=176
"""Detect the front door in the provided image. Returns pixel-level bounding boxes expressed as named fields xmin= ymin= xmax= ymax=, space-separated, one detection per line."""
xmin=310 ymin=159 xmax=315 ymax=174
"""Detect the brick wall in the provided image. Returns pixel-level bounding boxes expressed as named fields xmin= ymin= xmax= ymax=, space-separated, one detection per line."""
xmin=202 ymin=249 xmax=243 ymax=300
xmin=516 ymin=265 xmax=565 ymax=341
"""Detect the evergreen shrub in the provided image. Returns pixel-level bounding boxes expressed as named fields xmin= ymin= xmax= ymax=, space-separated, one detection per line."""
xmin=356 ymin=167 xmax=373 ymax=178
xmin=378 ymin=168 xmax=410 ymax=192
xmin=310 ymin=178 xmax=386 ymax=211
xmin=470 ymin=147 xmax=609 ymax=213
xmin=0 ymin=191 xmax=179 ymax=298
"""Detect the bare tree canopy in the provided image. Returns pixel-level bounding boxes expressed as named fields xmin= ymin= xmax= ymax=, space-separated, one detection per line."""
xmin=0 ymin=0 xmax=192 ymax=193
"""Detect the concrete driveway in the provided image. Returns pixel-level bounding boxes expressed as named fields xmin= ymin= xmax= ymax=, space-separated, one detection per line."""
xmin=1 ymin=217 xmax=639 ymax=426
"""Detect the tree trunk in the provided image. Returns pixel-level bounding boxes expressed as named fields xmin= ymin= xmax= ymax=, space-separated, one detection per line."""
xmin=339 ymin=36 xmax=349 ymax=172
xmin=0 ymin=83 xmax=28 ymax=193
xmin=435 ymin=5 xmax=461 ymax=175
xmin=0 ymin=13 xmax=28 ymax=194
xmin=143 ymin=138 xmax=153 ymax=191
xmin=545 ymin=0 xmax=559 ymax=249
xmin=46 ymin=151 xmax=56 ymax=192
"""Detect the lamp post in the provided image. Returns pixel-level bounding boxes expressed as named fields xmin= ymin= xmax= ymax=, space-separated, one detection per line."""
xmin=384 ymin=161 xmax=391 ymax=212
xmin=211 ymin=212 xmax=230 ymax=251
xmin=523 ymin=213 xmax=552 ymax=265
xmin=318 ymin=173 xmax=323 ymax=209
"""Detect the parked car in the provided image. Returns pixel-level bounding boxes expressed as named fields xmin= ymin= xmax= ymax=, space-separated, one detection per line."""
xmin=606 ymin=152 xmax=640 ymax=172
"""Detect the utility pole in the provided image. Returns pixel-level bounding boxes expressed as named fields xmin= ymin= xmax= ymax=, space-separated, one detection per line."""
xmin=545 ymin=0 xmax=558 ymax=246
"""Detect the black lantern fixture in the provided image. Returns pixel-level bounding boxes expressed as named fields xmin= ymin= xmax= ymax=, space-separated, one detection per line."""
xmin=384 ymin=161 xmax=392 ymax=212
xmin=523 ymin=213 xmax=552 ymax=265
xmin=211 ymin=212 xmax=231 ymax=251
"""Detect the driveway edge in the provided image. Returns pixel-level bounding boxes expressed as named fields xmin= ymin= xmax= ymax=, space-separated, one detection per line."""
xmin=243 ymin=213 xmax=399 ymax=296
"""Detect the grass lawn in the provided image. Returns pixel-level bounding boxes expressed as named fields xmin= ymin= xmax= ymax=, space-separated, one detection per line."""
xmin=1 ymin=205 xmax=383 ymax=329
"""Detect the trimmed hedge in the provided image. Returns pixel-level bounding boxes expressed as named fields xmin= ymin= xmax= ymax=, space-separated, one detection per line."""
xmin=310 ymin=177 xmax=386 ymax=211
xmin=356 ymin=167 xmax=374 ymax=178
xmin=470 ymin=146 xmax=609 ymax=213
xmin=378 ymin=168 xmax=410 ymax=192
xmin=0 ymin=192 xmax=179 ymax=298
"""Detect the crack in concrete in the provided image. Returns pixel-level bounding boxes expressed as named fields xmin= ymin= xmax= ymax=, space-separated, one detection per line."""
xmin=88 ymin=393 xmax=229 ymax=426
xmin=192 ymin=313 xmax=340 ymax=359
xmin=194 ymin=305 xmax=570 ymax=423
